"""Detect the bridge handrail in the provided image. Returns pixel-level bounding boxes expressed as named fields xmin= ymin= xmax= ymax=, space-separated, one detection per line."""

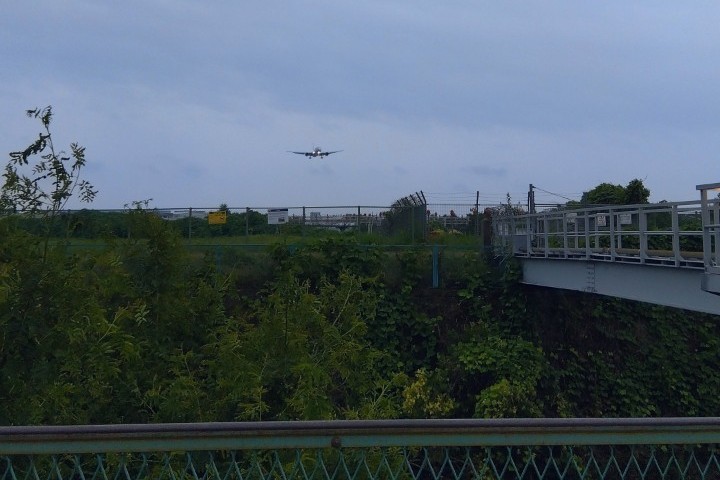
xmin=3 ymin=419 xmax=720 ymax=479
xmin=3 ymin=418 xmax=720 ymax=454
xmin=493 ymin=198 xmax=717 ymax=269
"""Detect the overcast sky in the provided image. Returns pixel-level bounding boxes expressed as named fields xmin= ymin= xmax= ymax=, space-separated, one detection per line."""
xmin=1 ymin=1 xmax=718 ymax=209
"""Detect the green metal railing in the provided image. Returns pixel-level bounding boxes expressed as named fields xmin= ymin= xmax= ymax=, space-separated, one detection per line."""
xmin=3 ymin=418 xmax=720 ymax=479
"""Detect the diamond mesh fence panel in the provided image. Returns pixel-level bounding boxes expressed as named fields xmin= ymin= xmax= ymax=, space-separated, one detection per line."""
xmin=3 ymin=445 xmax=720 ymax=480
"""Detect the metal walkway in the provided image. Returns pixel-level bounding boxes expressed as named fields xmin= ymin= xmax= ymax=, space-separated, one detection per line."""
xmin=493 ymin=183 xmax=720 ymax=315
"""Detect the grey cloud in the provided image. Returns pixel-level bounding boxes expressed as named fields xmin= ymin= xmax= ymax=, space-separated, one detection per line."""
xmin=2 ymin=1 xmax=718 ymax=209
xmin=461 ymin=165 xmax=507 ymax=177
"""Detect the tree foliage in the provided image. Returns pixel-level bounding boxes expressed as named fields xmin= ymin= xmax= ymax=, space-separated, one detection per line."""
xmin=580 ymin=179 xmax=650 ymax=206
xmin=624 ymin=179 xmax=651 ymax=204
xmin=1 ymin=106 xmax=96 ymax=215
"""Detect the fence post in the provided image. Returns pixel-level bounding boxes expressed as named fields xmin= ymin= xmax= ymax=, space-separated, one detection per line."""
xmin=639 ymin=207 xmax=647 ymax=263
xmin=432 ymin=244 xmax=439 ymax=288
xmin=475 ymin=191 xmax=480 ymax=237
xmin=671 ymin=204 xmax=680 ymax=267
xmin=609 ymin=208 xmax=616 ymax=260
xmin=411 ymin=206 xmax=415 ymax=244
xmin=188 ymin=208 xmax=192 ymax=240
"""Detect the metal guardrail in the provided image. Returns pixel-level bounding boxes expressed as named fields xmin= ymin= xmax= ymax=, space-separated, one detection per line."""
xmin=2 ymin=418 xmax=720 ymax=479
xmin=493 ymin=199 xmax=714 ymax=270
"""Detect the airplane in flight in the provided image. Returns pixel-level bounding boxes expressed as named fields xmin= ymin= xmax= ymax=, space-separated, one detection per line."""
xmin=288 ymin=147 xmax=343 ymax=158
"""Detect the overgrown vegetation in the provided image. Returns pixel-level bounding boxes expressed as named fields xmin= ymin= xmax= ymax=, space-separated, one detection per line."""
xmin=2 ymin=214 xmax=719 ymax=424
xmin=1 ymin=108 xmax=718 ymax=425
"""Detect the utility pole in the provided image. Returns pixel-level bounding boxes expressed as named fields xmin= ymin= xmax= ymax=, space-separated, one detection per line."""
xmin=528 ymin=184 xmax=536 ymax=214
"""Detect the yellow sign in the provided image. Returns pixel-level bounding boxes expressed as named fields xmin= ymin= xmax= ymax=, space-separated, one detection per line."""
xmin=208 ymin=211 xmax=227 ymax=225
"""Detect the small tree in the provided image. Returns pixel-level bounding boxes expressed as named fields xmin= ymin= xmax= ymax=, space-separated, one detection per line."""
xmin=1 ymin=106 xmax=96 ymax=216
xmin=580 ymin=183 xmax=626 ymax=206
xmin=579 ymin=179 xmax=650 ymax=206
xmin=1 ymin=107 xmax=97 ymax=256
xmin=624 ymin=178 xmax=650 ymax=204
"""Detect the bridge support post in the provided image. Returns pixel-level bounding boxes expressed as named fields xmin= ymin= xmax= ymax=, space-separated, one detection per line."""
xmin=697 ymin=183 xmax=720 ymax=295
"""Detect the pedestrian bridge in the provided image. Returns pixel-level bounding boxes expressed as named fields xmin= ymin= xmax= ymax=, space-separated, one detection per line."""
xmin=493 ymin=183 xmax=720 ymax=315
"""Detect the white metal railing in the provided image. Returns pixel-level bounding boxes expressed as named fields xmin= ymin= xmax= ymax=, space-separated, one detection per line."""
xmin=698 ymin=183 xmax=720 ymax=275
xmin=493 ymin=198 xmax=717 ymax=270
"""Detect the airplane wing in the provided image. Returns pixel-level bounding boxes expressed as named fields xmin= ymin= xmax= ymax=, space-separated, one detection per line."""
xmin=319 ymin=150 xmax=343 ymax=157
xmin=288 ymin=151 xmax=312 ymax=156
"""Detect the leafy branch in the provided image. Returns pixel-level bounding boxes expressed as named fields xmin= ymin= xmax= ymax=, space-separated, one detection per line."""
xmin=1 ymin=106 xmax=97 ymax=215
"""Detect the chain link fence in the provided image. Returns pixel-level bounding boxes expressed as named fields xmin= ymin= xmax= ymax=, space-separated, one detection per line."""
xmin=7 ymin=203 xmax=502 ymax=242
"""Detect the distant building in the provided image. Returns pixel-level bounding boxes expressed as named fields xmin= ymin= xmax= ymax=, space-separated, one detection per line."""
xmin=156 ymin=209 xmax=209 ymax=220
